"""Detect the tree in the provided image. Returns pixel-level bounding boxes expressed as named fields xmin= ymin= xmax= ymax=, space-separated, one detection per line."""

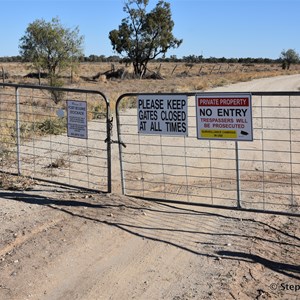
xmin=109 ymin=0 xmax=182 ymax=77
xmin=280 ymin=49 xmax=300 ymax=70
xmin=19 ymin=17 xmax=84 ymax=86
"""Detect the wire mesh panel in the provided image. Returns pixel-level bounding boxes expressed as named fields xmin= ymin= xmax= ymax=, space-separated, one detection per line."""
xmin=0 ymin=83 xmax=111 ymax=192
xmin=239 ymin=92 xmax=300 ymax=214
xmin=116 ymin=92 xmax=300 ymax=216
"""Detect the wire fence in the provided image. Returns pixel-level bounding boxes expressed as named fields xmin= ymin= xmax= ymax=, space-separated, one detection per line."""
xmin=116 ymin=92 xmax=300 ymax=216
xmin=0 ymin=83 xmax=111 ymax=192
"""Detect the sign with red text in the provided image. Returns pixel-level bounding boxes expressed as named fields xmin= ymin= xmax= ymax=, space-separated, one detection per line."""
xmin=195 ymin=93 xmax=253 ymax=141
xmin=67 ymin=100 xmax=88 ymax=139
xmin=138 ymin=95 xmax=188 ymax=136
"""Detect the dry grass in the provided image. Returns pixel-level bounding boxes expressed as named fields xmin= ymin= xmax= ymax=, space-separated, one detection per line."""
xmin=1 ymin=61 xmax=300 ymax=105
xmin=45 ymin=157 xmax=69 ymax=169
xmin=0 ymin=61 xmax=299 ymax=188
xmin=0 ymin=61 xmax=299 ymax=145
xmin=0 ymin=173 xmax=36 ymax=190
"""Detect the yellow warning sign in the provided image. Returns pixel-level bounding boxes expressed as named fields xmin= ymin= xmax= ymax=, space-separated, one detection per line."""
xmin=201 ymin=130 xmax=237 ymax=139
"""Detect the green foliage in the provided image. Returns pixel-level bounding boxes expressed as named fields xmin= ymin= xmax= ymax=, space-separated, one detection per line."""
xmin=19 ymin=17 xmax=84 ymax=85
xmin=109 ymin=0 xmax=182 ymax=77
xmin=280 ymin=49 xmax=300 ymax=70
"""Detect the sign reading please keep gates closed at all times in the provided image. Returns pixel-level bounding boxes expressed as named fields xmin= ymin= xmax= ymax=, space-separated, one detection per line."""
xmin=195 ymin=93 xmax=253 ymax=141
xmin=137 ymin=95 xmax=188 ymax=136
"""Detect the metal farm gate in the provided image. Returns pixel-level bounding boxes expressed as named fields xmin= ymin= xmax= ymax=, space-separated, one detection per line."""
xmin=116 ymin=92 xmax=300 ymax=216
xmin=1 ymin=83 xmax=300 ymax=217
xmin=0 ymin=83 xmax=111 ymax=192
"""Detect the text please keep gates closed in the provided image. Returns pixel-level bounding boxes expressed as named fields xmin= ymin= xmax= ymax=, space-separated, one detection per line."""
xmin=137 ymin=93 xmax=253 ymax=141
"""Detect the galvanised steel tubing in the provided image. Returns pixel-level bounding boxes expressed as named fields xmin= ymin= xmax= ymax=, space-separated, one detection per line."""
xmin=235 ymin=141 xmax=241 ymax=209
xmin=0 ymin=82 xmax=109 ymax=97
xmin=115 ymin=92 xmax=196 ymax=195
xmin=116 ymin=91 xmax=300 ymax=216
xmin=15 ymin=87 xmax=21 ymax=175
xmin=0 ymin=83 xmax=111 ymax=193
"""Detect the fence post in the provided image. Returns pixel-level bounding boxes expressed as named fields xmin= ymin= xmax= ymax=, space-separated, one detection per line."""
xmin=15 ymin=87 xmax=21 ymax=175
xmin=38 ymin=68 xmax=41 ymax=85
xmin=171 ymin=65 xmax=177 ymax=75
xmin=199 ymin=65 xmax=203 ymax=75
xmin=235 ymin=141 xmax=241 ymax=208
xmin=1 ymin=66 xmax=5 ymax=86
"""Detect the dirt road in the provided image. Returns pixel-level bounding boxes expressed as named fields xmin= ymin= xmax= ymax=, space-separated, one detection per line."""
xmin=1 ymin=75 xmax=300 ymax=300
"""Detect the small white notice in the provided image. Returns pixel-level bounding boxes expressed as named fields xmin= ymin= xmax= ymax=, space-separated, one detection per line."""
xmin=67 ymin=100 xmax=88 ymax=139
xmin=137 ymin=95 xmax=188 ymax=136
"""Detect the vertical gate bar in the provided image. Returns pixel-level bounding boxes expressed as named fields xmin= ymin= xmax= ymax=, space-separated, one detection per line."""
xmin=138 ymin=134 xmax=145 ymax=197
xmin=160 ymin=135 xmax=167 ymax=200
xmin=235 ymin=141 xmax=241 ymax=209
xmin=116 ymin=97 xmax=126 ymax=195
xmin=66 ymin=93 xmax=71 ymax=186
xmin=85 ymin=93 xmax=90 ymax=189
xmin=15 ymin=87 xmax=21 ymax=175
xmin=106 ymin=101 xmax=112 ymax=193
xmin=184 ymin=135 xmax=190 ymax=202
xmin=260 ymin=95 xmax=265 ymax=210
xmin=289 ymin=95 xmax=294 ymax=207
xmin=209 ymin=140 xmax=213 ymax=204
xmin=31 ymin=88 xmax=37 ymax=177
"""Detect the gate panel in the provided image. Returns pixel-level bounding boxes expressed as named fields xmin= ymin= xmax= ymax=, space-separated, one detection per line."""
xmin=116 ymin=93 xmax=240 ymax=207
xmin=0 ymin=83 xmax=111 ymax=192
xmin=116 ymin=92 xmax=300 ymax=216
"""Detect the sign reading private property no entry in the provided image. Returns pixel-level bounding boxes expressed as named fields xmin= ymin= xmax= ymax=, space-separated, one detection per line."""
xmin=195 ymin=93 xmax=253 ymax=141
xmin=138 ymin=95 xmax=188 ymax=136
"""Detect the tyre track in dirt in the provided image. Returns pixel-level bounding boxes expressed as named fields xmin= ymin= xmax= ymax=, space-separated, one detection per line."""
xmin=0 ymin=185 xmax=299 ymax=299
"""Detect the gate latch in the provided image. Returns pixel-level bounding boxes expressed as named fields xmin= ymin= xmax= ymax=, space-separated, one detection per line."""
xmin=105 ymin=117 xmax=126 ymax=147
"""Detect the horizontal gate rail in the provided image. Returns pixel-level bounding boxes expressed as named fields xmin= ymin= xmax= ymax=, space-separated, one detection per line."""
xmin=0 ymin=83 xmax=111 ymax=193
xmin=116 ymin=91 xmax=300 ymax=217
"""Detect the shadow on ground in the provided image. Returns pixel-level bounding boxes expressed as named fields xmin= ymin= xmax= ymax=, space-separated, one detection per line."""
xmin=1 ymin=188 xmax=300 ymax=280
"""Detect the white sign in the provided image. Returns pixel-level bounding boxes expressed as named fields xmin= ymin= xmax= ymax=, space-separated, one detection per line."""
xmin=138 ymin=95 xmax=188 ymax=136
xmin=195 ymin=93 xmax=253 ymax=141
xmin=67 ymin=100 xmax=88 ymax=139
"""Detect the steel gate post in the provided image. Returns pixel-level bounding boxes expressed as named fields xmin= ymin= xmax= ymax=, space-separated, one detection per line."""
xmin=15 ymin=87 xmax=21 ymax=175
xmin=116 ymin=95 xmax=126 ymax=195
xmin=106 ymin=102 xmax=112 ymax=193
xmin=235 ymin=141 xmax=241 ymax=209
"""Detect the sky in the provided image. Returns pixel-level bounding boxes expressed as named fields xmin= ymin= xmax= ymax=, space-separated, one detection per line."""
xmin=0 ymin=0 xmax=299 ymax=59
